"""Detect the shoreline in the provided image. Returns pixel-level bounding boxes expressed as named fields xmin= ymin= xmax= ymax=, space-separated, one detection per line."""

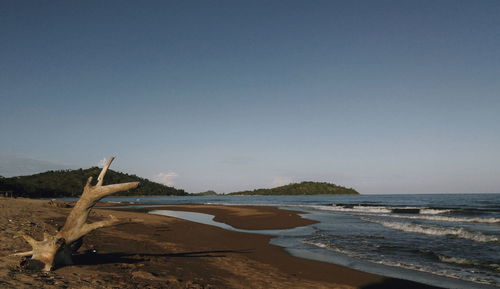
xmin=1 ymin=198 xmax=443 ymax=288
xmin=121 ymin=204 xmax=448 ymax=289
xmin=135 ymin=204 xmax=495 ymax=289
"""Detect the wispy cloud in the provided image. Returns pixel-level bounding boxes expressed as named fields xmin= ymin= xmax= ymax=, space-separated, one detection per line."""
xmin=97 ymin=158 xmax=107 ymax=167
xmin=153 ymin=171 xmax=179 ymax=186
xmin=271 ymin=177 xmax=292 ymax=188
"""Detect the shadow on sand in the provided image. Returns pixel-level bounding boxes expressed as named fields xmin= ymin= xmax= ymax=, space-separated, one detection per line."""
xmin=72 ymin=249 xmax=253 ymax=266
xmin=361 ymin=278 xmax=444 ymax=289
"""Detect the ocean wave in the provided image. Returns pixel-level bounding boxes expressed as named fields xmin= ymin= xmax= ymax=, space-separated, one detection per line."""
xmin=371 ymin=259 xmax=499 ymax=287
xmin=303 ymin=239 xmax=357 ymax=257
xmin=436 ymin=254 xmax=500 ymax=272
xmin=362 ymin=218 xmax=500 ymax=242
xmin=307 ymin=205 xmax=500 ymax=225
xmin=303 ymin=239 xmax=499 ymax=286
xmin=420 ymin=208 xmax=452 ymax=215
xmin=304 ymin=240 xmax=329 ymax=249
xmin=309 ymin=204 xmax=453 ymax=215
xmin=374 ymin=213 xmax=500 ymax=225
xmin=309 ymin=205 xmax=392 ymax=214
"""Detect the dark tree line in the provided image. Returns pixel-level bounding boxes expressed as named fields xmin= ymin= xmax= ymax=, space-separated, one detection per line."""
xmin=0 ymin=167 xmax=187 ymax=198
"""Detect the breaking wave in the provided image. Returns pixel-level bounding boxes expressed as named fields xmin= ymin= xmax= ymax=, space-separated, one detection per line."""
xmin=303 ymin=239 xmax=499 ymax=286
xmin=436 ymin=254 xmax=500 ymax=271
xmin=306 ymin=204 xmax=499 ymax=225
xmin=362 ymin=218 xmax=500 ymax=243
xmin=310 ymin=204 xmax=454 ymax=215
xmin=309 ymin=205 xmax=392 ymax=213
xmin=374 ymin=213 xmax=500 ymax=225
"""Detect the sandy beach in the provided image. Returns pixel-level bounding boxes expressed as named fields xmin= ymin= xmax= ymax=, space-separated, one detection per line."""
xmin=0 ymin=197 xmax=442 ymax=289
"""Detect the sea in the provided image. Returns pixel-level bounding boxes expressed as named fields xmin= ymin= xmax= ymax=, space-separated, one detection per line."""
xmin=59 ymin=193 xmax=500 ymax=288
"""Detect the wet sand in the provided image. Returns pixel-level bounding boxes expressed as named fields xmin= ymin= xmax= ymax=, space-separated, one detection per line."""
xmin=0 ymin=198 xmax=442 ymax=288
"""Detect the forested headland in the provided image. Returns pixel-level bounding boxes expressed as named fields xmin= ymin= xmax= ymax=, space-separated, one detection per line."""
xmin=0 ymin=168 xmax=187 ymax=198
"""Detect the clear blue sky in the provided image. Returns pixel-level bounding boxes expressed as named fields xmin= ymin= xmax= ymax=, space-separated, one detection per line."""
xmin=1 ymin=0 xmax=499 ymax=194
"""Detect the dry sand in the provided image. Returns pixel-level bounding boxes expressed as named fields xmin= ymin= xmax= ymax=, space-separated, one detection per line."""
xmin=0 ymin=197 xmax=441 ymax=288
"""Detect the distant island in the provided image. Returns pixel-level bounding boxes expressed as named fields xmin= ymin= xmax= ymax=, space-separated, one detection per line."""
xmin=0 ymin=168 xmax=188 ymax=198
xmin=229 ymin=181 xmax=359 ymax=195
xmin=191 ymin=190 xmax=219 ymax=196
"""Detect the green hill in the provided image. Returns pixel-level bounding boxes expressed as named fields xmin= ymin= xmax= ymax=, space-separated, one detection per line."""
xmin=0 ymin=167 xmax=187 ymax=198
xmin=191 ymin=190 xmax=219 ymax=196
xmin=229 ymin=181 xmax=359 ymax=195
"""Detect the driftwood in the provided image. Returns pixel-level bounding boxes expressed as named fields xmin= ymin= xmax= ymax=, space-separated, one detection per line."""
xmin=14 ymin=157 xmax=139 ymax=271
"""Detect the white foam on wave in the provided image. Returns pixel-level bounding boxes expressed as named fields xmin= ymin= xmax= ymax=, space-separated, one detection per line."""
xmin=304 ymin=239 xmax=499 ymax=286
xmin=420 ymin=208 xmax=452 ymax=215
xmin=437 ymin=255 xmax=500 ymax=271
xmin=371 ymin=259 xmax=498 ymax=286
xmin=375 ymin=213 xmax=500 ymax=225
xmin=309 ymin=205 xmax=454 ymax=215
xmin=309 ymin=205 xmax=392 ymax=214
xmin=304 ymin=240 xmax=329 ymax=249
xmin=303 ymin=240 xmax=358 ymax=257
xmin=362 ymin=218 xmax=500 ymax=243
xmin=308 ymin=205 xmax=499 ymax=224
xmin=439 ymin=255 xmax=477 ymax=266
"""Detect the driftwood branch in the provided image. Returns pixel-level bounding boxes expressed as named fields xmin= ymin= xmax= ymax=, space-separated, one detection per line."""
xmin=13 ymin=251 xmax=34 ymax=257
xmin=14 ymin=157 xmax=140 ymax=271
